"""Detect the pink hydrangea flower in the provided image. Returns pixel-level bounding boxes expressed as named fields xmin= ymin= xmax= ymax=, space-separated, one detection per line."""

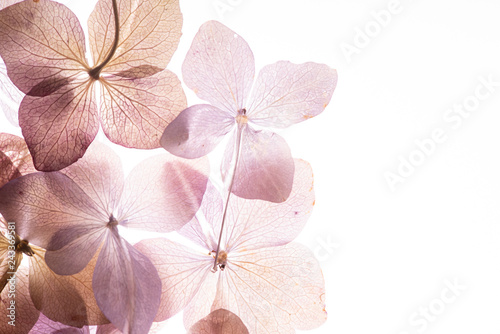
xmin=161 ymin=20 xmax=337 ymax=203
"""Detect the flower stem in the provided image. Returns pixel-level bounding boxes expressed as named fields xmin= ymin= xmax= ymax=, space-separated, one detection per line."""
xmin=88 ymin=0 xmax=119 ymax=80
xmin=212 ymin=123 xmax=245 ymax=272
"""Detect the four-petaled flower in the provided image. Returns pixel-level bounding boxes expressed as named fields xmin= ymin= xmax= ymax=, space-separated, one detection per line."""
xmin=0 ymin=0 xmax=186 ymax=171
xmin=136 ymin=159 xmax=327 ymax=333
xmin=161 ymin=20 xmax=337 ymax=203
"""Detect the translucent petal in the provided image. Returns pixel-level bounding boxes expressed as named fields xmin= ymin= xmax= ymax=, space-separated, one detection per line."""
xmin=0 ymin=172 xmax=107 ymax=250
xmin=178 ymin=182 xmax=223 ymax=251
xmin=59 ymin=141 xmax=124 ymax=216
xmin=0 ymin=0 xmax=88 ymax=94
xmin=221 ymin=126 xmax=294 ymax=203
xmin=134 ymin=238 xmax=215 ymax=322
xmin=160 ymin=104 xmax=235 ymax=159
xmin=182 ymin=21 xmax=254 ymax=113
xmin=118 ymin=154 xmax=208 ymax=233
xmin=247 ymin=61 xmax=338 ymax=128
xmin=214 ymin=159 xmax=314 ymax=252
xmin=215 ymin=243 xmax=327 ymax=333
xmin=97 ymin=320 xmax=166 ymax=334
xmin=0 ymin=61 xmax=23 ymax=127
xmin=89 ymin=0 xmax=182 ymax=74
xmin=0 ymin=265 xmax=39 ymax=333
xmin=93 ymin=231 xmax=161 ymax=334
xmin=99 ymin=70 xmax=186 ymax=149
xmin=30 ymin=246 xmax=108 ymax=327
xmin=19 ymin=78 xmax=98 ymax=171
xmin=30 ymin=313 xmax=92 ymax=334
xmin=188 ymin=309 xmax=249 ymax=334
xmin=0 ymin=133 xmax=35 ymax=188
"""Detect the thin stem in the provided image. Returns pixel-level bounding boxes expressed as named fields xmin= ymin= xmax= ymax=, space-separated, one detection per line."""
xmin=212 ymin=123 xmax=245 ymax=272
xmin=88 ymin=0 xmax=120 ymax=80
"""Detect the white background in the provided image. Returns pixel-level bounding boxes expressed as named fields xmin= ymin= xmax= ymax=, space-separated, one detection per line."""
xmin=1 ymin=0 xmax=500 ymax=333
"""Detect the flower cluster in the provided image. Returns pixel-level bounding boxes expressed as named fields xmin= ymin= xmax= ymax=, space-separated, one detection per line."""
xmin=0 ymin=0 xmax=337 ymax=333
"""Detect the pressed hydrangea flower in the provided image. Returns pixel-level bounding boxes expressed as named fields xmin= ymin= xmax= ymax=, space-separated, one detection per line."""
xmin=0 ymin=133 xmax=108 ymax=331
xmin=0 ymin=0 xmax=185 ymax=171
xmin=0 ymin=142 xmax=209 ymax=334
xmin=136 ymin=159 xmax=327 ymax=333
xmin=161 ymin=20 xmax=337 ymax=203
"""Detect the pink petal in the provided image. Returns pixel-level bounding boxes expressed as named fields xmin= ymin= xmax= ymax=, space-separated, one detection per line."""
xmin=59 ymin=141 xmax=124 ymax=216
xmin=0 ymin=265 xmax=40 ymax=333
xmin=0 ymin=133 xmax=35 ymax=188
xmin=134 ymin=238 xmax=215 ymax=322
xmin=178 ymin=183 xmax=223 ymax=250
xmin=218 ymin=159 xmax=314 ymax=252
xmin=30 ymin=313 xmax=92 ymax=334
xmin=19 ymin=78 xmax=99 ymax=171
xmin=93 ymin=231 xmax=161 ymax=334
xmin=99 ymin=70 xmax=186 ymax=149
xmin=0 ymin=61 xmax=23 ymax=126
xmin=44 ymin=224 xmax=106 ymax=275
xmin=214 ymin=243 xmax=327 ymax=333
xmin=247 ymin=61 xmax=338 ymax=128
xmin=182 ymin=21 xmax=255 ymax=114
xmin=97 ymin=320 xmax=167 ymax=334
xmin=0 ymin=0 xmax=88 ymax=94
xmin=178 ymin=181 xmax=225 ymax=250
xmin=0 ymin=171 xmax=107 ymax=254
xmin=188 ymin=309 xmax=249 ymax=334
xmin=118 ymin=154 xmax=209 ymax=233
xmin=88 ymin=0 xmax=182 ymax=74
xmin=160 ymin=104 xmax=235 ymax=159
xmin=222 ymin=126 xmax=294 ymax=203
xmin=30 ymin=246 xmax=109 ymax=327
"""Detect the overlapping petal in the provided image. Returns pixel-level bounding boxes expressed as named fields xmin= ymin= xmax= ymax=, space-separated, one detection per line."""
xmin=215 ymin=159 xmax=314 ymax=252
xmin=0 ymin=171 xmax=107 ymax=250
xmin=160 ymin=104 xmax=235 ymax=159
xmin=59 ymin=141 xmax=124 ymax=215
xmin=0 ymin=61 xmax=23 ymax=126
xmin=182 ymin=20 xmax=255 ymax=113
xmin=247 ymin=61 xmax=338 ymax=128
xmin=0 ymin=133 xmax=35 ymax=188
xmin=0 ymin=0 xmax=88 ymax=94
xmin=29 ymin=313 xmax=92 ymax=334
xmin=93 ymin=231 xmax=161 ymax=334
xmin=0 ymin=265 xmax=39 ymax=333
xmin=29 ymin=246 xmax=108 ymax=327
xmin=89 ymin=0 xmax=182 ymax=74
xmin=19 ymin=77 xmax=98 ymax=172
xmin=118 ymin=153 xmax=209 ymax=233
xmin=222 ymin=126 xmax=294 ymax=203
xmin=99 ymin=69 xmax=186 ymax=149
xmin=135 ymin=238 xmax=215 ymax=322
xmin=211 ymin=243 xmax=327 ymax=333
xmin=188 ymin=309 xmax=249 ymax=334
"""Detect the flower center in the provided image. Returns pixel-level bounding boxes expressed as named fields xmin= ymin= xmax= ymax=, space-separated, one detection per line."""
xmin=15 ymin=238 xmax=34 ymax=256
xmin=215 ymin=250 xmax=228 ymax=271
xmin=108 ymin=214 xmax=119 ymax=228
xmin=236 ymin=108 xmax=248 ymax=125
